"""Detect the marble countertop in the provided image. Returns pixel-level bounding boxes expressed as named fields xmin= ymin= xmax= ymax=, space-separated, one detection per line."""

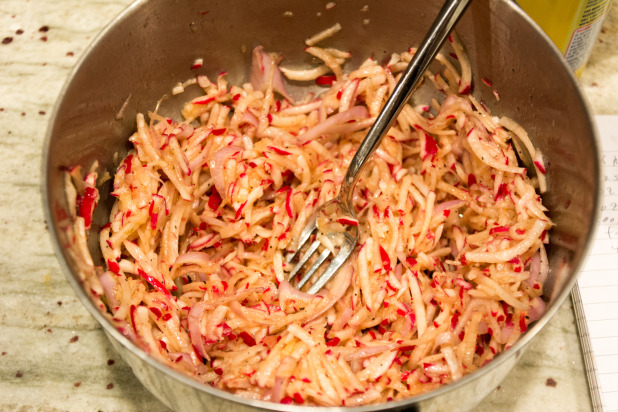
xmin=0 ymin=1 xmax=616 ymax=411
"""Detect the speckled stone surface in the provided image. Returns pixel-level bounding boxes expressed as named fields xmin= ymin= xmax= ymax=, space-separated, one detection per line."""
xmin=0 ymin=1 xmax=615 ymax=411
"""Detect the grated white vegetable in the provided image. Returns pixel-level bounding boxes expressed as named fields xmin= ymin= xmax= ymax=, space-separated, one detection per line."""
xmin=68 ymin=32 xmax=553 ymax=407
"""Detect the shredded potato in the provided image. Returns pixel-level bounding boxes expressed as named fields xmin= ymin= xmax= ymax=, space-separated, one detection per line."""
xmin=68 ymin=33 xmax=552 ymax=407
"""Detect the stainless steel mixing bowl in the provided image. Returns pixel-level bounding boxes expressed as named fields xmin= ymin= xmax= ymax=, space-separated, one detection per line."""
xmin=42 ymin=0 xmax=599 ymax=410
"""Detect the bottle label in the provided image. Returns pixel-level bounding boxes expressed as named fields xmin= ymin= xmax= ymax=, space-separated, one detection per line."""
xmin=564 ymin=0 xmax=611 ymax=71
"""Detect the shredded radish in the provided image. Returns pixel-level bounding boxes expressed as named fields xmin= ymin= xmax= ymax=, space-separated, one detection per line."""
xmin=70 ymin=30 xmax=553 ymax=407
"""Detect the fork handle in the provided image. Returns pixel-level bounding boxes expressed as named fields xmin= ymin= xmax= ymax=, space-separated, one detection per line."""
xmin=339 ymin=0 xmax=472 ymax=204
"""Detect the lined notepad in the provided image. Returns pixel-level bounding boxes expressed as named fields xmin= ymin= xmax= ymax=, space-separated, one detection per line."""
xmin=574 ymin=115 xmax=618 ymax=412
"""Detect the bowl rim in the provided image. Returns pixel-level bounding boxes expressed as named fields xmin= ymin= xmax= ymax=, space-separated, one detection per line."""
xmin=41 ymin=0 xmax=601 ymax=410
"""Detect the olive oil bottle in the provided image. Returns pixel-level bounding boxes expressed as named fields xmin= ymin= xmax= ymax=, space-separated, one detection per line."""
xmin=517 ymin=0 xmax=612 ymax=76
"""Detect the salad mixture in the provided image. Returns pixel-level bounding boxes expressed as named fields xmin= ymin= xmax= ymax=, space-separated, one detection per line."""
xmin=67 ymin=27 xmax=551 ymax=406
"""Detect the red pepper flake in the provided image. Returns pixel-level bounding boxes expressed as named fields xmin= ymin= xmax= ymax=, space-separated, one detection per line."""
xmin=481 ymin=77 xmax=493 ymax=87
xmin=336 ymin=217 xmax=358 ymax=226
xmin=235 ymin=201 xmax=247 ymax=221
xmin=73 ymin=382 xmax=81 ymax=387
xmin=422 ymin=133 xmax=438 ymax=161
xmin=326 ymin=337 xmax=340 ymax=346
xmin=467 ymin=174 xmax=477 ymax=186
xmin=107 ymin=259 xmax=120 ymax=274
xmin=293 ymin=392 xmax=305 ymax=404
xmin=212 ymin=128 xmax=226 ymax=135
xmin=443 ymin=209 xmax=451 ymax=217
xmin=137 ymin=269 xmax=172 ymax=299
xmin=519 ymin=313 xmax=528 ymax=333
xmin=496 ymin=183 xmax=509 ymax=200
xmin=379 ymin=245 xmax=391 ymax=271
xmin=129 ymin=305 xmax=138 ymax=334
xmin=534 ymin=160 xmax=547 ymax=174
xmin=238 ymin=331 xmax=257 ymax=346
xmin=162 ymin=313 xmax=172 ymax=321
xmin=285 ymin=188 xmax=294 ymax=218
xmin=451 ymin=313 xmax=459 ymax=329
xmin=315 ymin=75 xmax=337 ymax=86
xmin=194 ymin=97 xmax=214 ymax=105
xmin=214 ymin=368 xmax=223 ymax=376
xmin=406 ymin=257 xmax=417 ymax=267
xmin=267 ymin=145 xmax=292 ymax=156
xmin=505 ymin=312 xmax=514 ymax=327
xmin=546 ymin=378 xmax=557 ymax=387
xmin=208 ymin=188 xmax=222 ymax=210
xmin=148 ymin=203 xmax=158 ymax=230
xmin=367 ymin=330 xmax=377 ymax=340
xmin=280 ymin=396 xmax=293 ymax=405
xmin=15 ymin=371 xmax=22 ymax=378
xmin=78 ymin=186 xmax=99 ymax=229
xmin=69 ymin=335 xmax=79 ymax=343
xmin=232 ymin=93 xmax=241 ymax=101
xmin=122 ymin=154 xmax=133 ymax=174
xmin=515 ymin=229 xmax=526 ymax=235
xmin=336 ymin=87 xmax=344 ymax=100
xmin=489 ymin=226 xmax=509 ymax=235
xmin=475 ymin=345 xmax=485 ymax=356
xmin=149 ymin=307 xmax=162 ymax=319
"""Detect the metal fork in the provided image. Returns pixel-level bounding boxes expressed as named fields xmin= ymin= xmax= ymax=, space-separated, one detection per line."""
xmin=285 ymin=0 xmax=472 ymax=293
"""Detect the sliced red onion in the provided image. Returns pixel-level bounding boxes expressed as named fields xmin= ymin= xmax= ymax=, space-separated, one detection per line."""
xmin=528 ymin=296 xmax=546 ymax=322
xmin=307 ymin=262 xmax=353 ymax=321
xmin=99 ymin=271 xmax=119 ymax=310
xmin=269 ymin=376 xmax=286 ymax=403
xmin=209 ymin=145 xmax=242 ymax=197
xmin=332 ymin=306 xmax=353 ymax=331
xmin=188 ymin=233 xmax=217 ymax=251
xmin=527 ymin=251 xmax=540 ymax=289
xmin=433 ymin=199 xmax=466 ymax=217
xmin=455 ymin=278 xmax=473 ymax=290
xmin=240 ymin=111 xmax=259 ymax=128
xmin=500 ymin=324 xmax=514 ymax=345
xmin=278 ymin=280 xmax=314 ymax=308
xmin=171 ymin=251 xmax=218 ymax=279
xmin=168 ymin=352 xmax=199 ymax=371
xmin=344 ymin=345 xmax=395 ymax=361
xmin=174 ymin=123 xmax=194 ymax=140
xmin=187 ymin=302 xmax=209 ymax=359
xmin=298 ymin=106 xmax=370 ymax=143
xmin=250 ymin=46 xmax=293 ymax=102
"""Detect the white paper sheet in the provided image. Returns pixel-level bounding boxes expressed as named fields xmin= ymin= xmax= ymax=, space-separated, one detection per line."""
xmin=576 ymin=115 xmax=618 ymax=412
